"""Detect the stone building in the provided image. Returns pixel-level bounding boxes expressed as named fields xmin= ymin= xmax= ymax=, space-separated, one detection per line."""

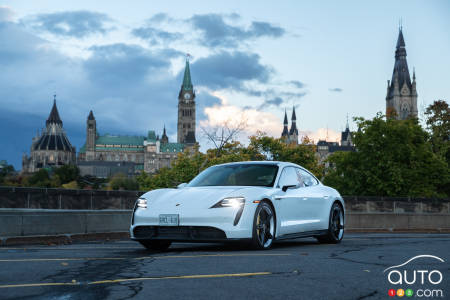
xmin=386 ymin=28 xmax=418 ymax=120
xmin=77 ymin=58 xmax=196 ymax=177
xmin=22 ymin=97 xmax=76 ymax=173
xmin=281 ymin=107 xmax=298 ymax=145
xmin=316 ymin=120 xmax=354 ymax=163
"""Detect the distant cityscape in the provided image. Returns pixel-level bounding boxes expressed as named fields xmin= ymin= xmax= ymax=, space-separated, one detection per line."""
xmin=20 ymin=27 xmax=417 ymax=178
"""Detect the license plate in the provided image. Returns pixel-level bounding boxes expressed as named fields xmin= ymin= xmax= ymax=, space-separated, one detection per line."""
xmin=159 ymin=214 xmax=179 ymax=226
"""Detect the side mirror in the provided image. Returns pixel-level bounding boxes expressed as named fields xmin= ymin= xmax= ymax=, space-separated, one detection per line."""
xmin=177 ymin=183 xmax=187 ymax=189
xmin=282 ymin=185 xmax=297 ymax=192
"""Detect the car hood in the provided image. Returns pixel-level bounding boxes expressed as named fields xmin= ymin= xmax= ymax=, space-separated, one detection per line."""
xmin=142 ymin=186 xmax=267 ymax=210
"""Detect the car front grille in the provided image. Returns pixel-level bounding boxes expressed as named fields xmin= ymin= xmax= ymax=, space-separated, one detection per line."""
xmin=133 ymin=226 xmax=226 ymax=240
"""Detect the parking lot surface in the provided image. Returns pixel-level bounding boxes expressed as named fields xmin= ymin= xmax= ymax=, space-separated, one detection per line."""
xmin=0 ymin=233 xmax=448 ymax=300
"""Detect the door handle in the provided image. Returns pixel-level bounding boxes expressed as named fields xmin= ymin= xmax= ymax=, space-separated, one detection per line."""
xmin=323 ymin=195 xmax=329 ymax=199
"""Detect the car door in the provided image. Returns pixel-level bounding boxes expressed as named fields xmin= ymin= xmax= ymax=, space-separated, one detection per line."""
xmin=296 ymin=168 xmax=328 ymax=231
xmin=275 ymin=167 xmax=307 ymax=235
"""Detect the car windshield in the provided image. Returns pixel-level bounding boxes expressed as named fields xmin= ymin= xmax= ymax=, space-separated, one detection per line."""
xmin=187 ymin=164 xmax=279 ymax=187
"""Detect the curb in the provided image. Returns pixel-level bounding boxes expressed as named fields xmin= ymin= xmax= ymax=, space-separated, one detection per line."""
xmin=0 ymin=232 xmax=130 ymax=247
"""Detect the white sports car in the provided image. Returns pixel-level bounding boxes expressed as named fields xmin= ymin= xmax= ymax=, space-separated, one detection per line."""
xmin=130 ymin=161 xmax=345 ymax=250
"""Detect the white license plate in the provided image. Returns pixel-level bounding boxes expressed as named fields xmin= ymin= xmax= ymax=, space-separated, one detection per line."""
xmin=159 ymin=214 xmax=179 ymax=226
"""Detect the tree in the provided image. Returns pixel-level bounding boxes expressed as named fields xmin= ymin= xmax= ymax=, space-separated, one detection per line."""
xmin=323 ymin=113 xmax=449 ymax=197
xmin=248 ymin=132 xmax=323 ymax=177
xmin=26 ymin=169 xmax=52 ymax=188
xmin=53 ymin=164 xmax=80 ymax=185
xmin=424 ymin=100 xmax=450 ymax=164
xmin=0 ymin=160 xmax=15 ymax=185
xmin=201 ymin=118 xmax=247 ymax=157
xmin=109 ymin=173 xmax=139 ymax=191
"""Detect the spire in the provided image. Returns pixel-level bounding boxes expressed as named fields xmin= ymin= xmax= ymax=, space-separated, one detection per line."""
xmin=388 ymin=27 xmax=412 ymax=97
xmin=289 ymin=106 xmax=298 ymax=135
xmin=161 ymin=124 xmax=169 ymax=144
xmin=46 ymin=96 xmax=62 ymax=126
xmin=346 ymin=113 xmax=349 ymax=130
xmin=88 ymin=110 xmax=95 ymax=120
xmin=281 ymin=109 xmax=289 ymax=137
xmin=181 ymin=56 xmax=193 ymax=91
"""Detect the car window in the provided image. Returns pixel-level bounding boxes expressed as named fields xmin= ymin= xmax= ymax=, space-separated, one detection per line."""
xmin=296 ymin=168 xmax=319 ymax=187
xmin=188 ymin=164 xmax=279 ymax=187
xmin=278 ymin=167 xmax=302 ymax=188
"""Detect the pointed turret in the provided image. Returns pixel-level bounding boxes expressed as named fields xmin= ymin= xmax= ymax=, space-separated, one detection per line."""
xmin=46 ymin=96 xmax=62 ymax=126
xmin=181 ymin=59 xmax=193 ymax=91
xmin=281 ymin=109 xmax=289 ymax=137
xmin=161 ymin=125 xmax=169 ymax=144
xmin=88 ymin=110 xmax=95 ymax=120
xmin=289 ymin=106 xmax=298 ymax=135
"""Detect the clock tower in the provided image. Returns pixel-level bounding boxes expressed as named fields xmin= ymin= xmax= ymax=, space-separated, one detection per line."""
xmin=177 ymin=58 xmax=196 ymax=145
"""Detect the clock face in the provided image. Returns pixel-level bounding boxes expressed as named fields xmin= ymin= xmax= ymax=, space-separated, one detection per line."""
xmin=184 ymin=93 xmax=191 ymax=100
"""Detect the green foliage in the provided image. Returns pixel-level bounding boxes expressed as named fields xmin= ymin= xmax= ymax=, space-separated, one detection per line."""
xmin=138 ymin=134 xmax=323 ymax=191
xmin=109 ymin=173 xmax=139 ymax=191
xmin=26 ymin=169 xmax=52 ymax=188
xmin=249 ymin=133 xmax=323 ymax=177
xmin=0 ymin=160 xmax=15 ymax=185
xmin=424 ymin=100 xmax=450 ymax=165
xmin=53 ymin=164 xmax=80 ymax=185
xmin=323 ymin=113 xmax=449 ymax=197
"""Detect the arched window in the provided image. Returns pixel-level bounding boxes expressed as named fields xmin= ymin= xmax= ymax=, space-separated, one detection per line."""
xmin=401 ymin=102 xmax=409 ymax=119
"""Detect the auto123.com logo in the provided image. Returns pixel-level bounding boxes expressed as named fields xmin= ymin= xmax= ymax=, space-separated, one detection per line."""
xmin=384 ymin=255 xmax=445 ymax=298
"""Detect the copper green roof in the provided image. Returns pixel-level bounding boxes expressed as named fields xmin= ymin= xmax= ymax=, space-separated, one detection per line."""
xmin=182 ymin=60 xmax=193 ymax=91
xmin=147 ymin=131 xmax=157 ymax=142
xmin=161 ymin=143 xmax=184 ymax=152
xmin=95 ymin=134 xmax=146 ymax=146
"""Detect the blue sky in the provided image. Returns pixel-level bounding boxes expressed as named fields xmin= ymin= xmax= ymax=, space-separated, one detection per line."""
xmin=1 ymin=0 xmax=449 ymax=169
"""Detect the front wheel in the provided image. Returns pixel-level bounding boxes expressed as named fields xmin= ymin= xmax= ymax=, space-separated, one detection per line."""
xmin=251 ymin=202 xmax=275 ymax=250
xmin=317 ymin=202 xmax=344 ymax=244
xmin=138 ymin=240 xmax=172 ymax=251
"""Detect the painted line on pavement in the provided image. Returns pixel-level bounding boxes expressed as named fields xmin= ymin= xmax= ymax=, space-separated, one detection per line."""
xmin=0 ymin=253 xmax=291 ymax=263
xmin=0 ymin=272 xmax=271 ymax=288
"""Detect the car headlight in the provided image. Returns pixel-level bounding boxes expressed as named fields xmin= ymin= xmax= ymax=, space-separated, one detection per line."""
xmin=136 ymin=198 xmax=147 ymax=209
xmin=211 ymin=197 xmax=245 ymax=208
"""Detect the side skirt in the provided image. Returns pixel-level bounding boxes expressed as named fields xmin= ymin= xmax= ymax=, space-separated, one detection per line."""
xmin=276 ymin=230 xmax=328 ymax=240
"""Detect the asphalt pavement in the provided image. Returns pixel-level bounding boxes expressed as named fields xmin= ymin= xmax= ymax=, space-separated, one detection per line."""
xmin=0 ymin=233 xmax=448 ymax=300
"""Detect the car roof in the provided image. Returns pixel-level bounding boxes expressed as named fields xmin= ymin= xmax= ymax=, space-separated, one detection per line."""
xmin=213 ymin=161 xmax=301 ymax=168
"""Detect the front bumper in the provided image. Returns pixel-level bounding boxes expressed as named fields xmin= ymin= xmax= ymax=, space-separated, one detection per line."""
xmin=130 ymin=203 xmax=257 ymax=240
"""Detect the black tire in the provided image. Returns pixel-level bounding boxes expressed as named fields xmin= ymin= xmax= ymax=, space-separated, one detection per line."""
xmin=138 ymin=240 xmax=172 ymax=251
xmin=251 ymin=202 xmax=275 ymax=250
xmin=317 ymin=202 xmax=344 ymax=244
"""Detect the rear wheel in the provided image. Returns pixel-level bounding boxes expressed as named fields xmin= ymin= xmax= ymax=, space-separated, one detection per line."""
xmin=138 ymin=240 xmax=172 ymax=251
xmin=317 ymin=202 xmax=344 ymax=244
xmin=251 ymin=202 xmax=275 ymax=250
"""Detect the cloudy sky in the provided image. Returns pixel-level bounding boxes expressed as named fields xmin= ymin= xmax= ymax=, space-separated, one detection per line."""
xmin=1 ymin=0 xmax=449 ymax=169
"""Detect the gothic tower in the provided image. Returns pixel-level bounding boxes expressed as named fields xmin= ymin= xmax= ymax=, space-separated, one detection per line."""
xmin=386 ymin=27 xmax=418 ymax=120
xmin=281 ymin=109 xmax=289 ymax=142
xmin=289 ymin=106 xmax=299 ymax=145
xmin=177 ymin=58 xmax=196 ymax=145
xmin=86 ymin=110 xmax=97 ymax=160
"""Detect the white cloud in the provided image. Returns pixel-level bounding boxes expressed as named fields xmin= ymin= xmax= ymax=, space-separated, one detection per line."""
xmin=199 ymin=92 xmax=281 ymax=140
xmin=301 ymin=128 xmax=341 ymax=144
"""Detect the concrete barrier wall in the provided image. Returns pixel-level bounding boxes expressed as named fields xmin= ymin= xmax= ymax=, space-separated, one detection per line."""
xmin=1 ymin=209 xmax=449 ymax=241
xmin=0 ymin=209 xmax=132 ymax=237
xmin=0 ymin=187 xmax=142 ymax=209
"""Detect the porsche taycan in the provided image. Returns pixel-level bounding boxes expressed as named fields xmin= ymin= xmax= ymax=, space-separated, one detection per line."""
xmin=130 ymin=161 xmax=345 ymax=250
